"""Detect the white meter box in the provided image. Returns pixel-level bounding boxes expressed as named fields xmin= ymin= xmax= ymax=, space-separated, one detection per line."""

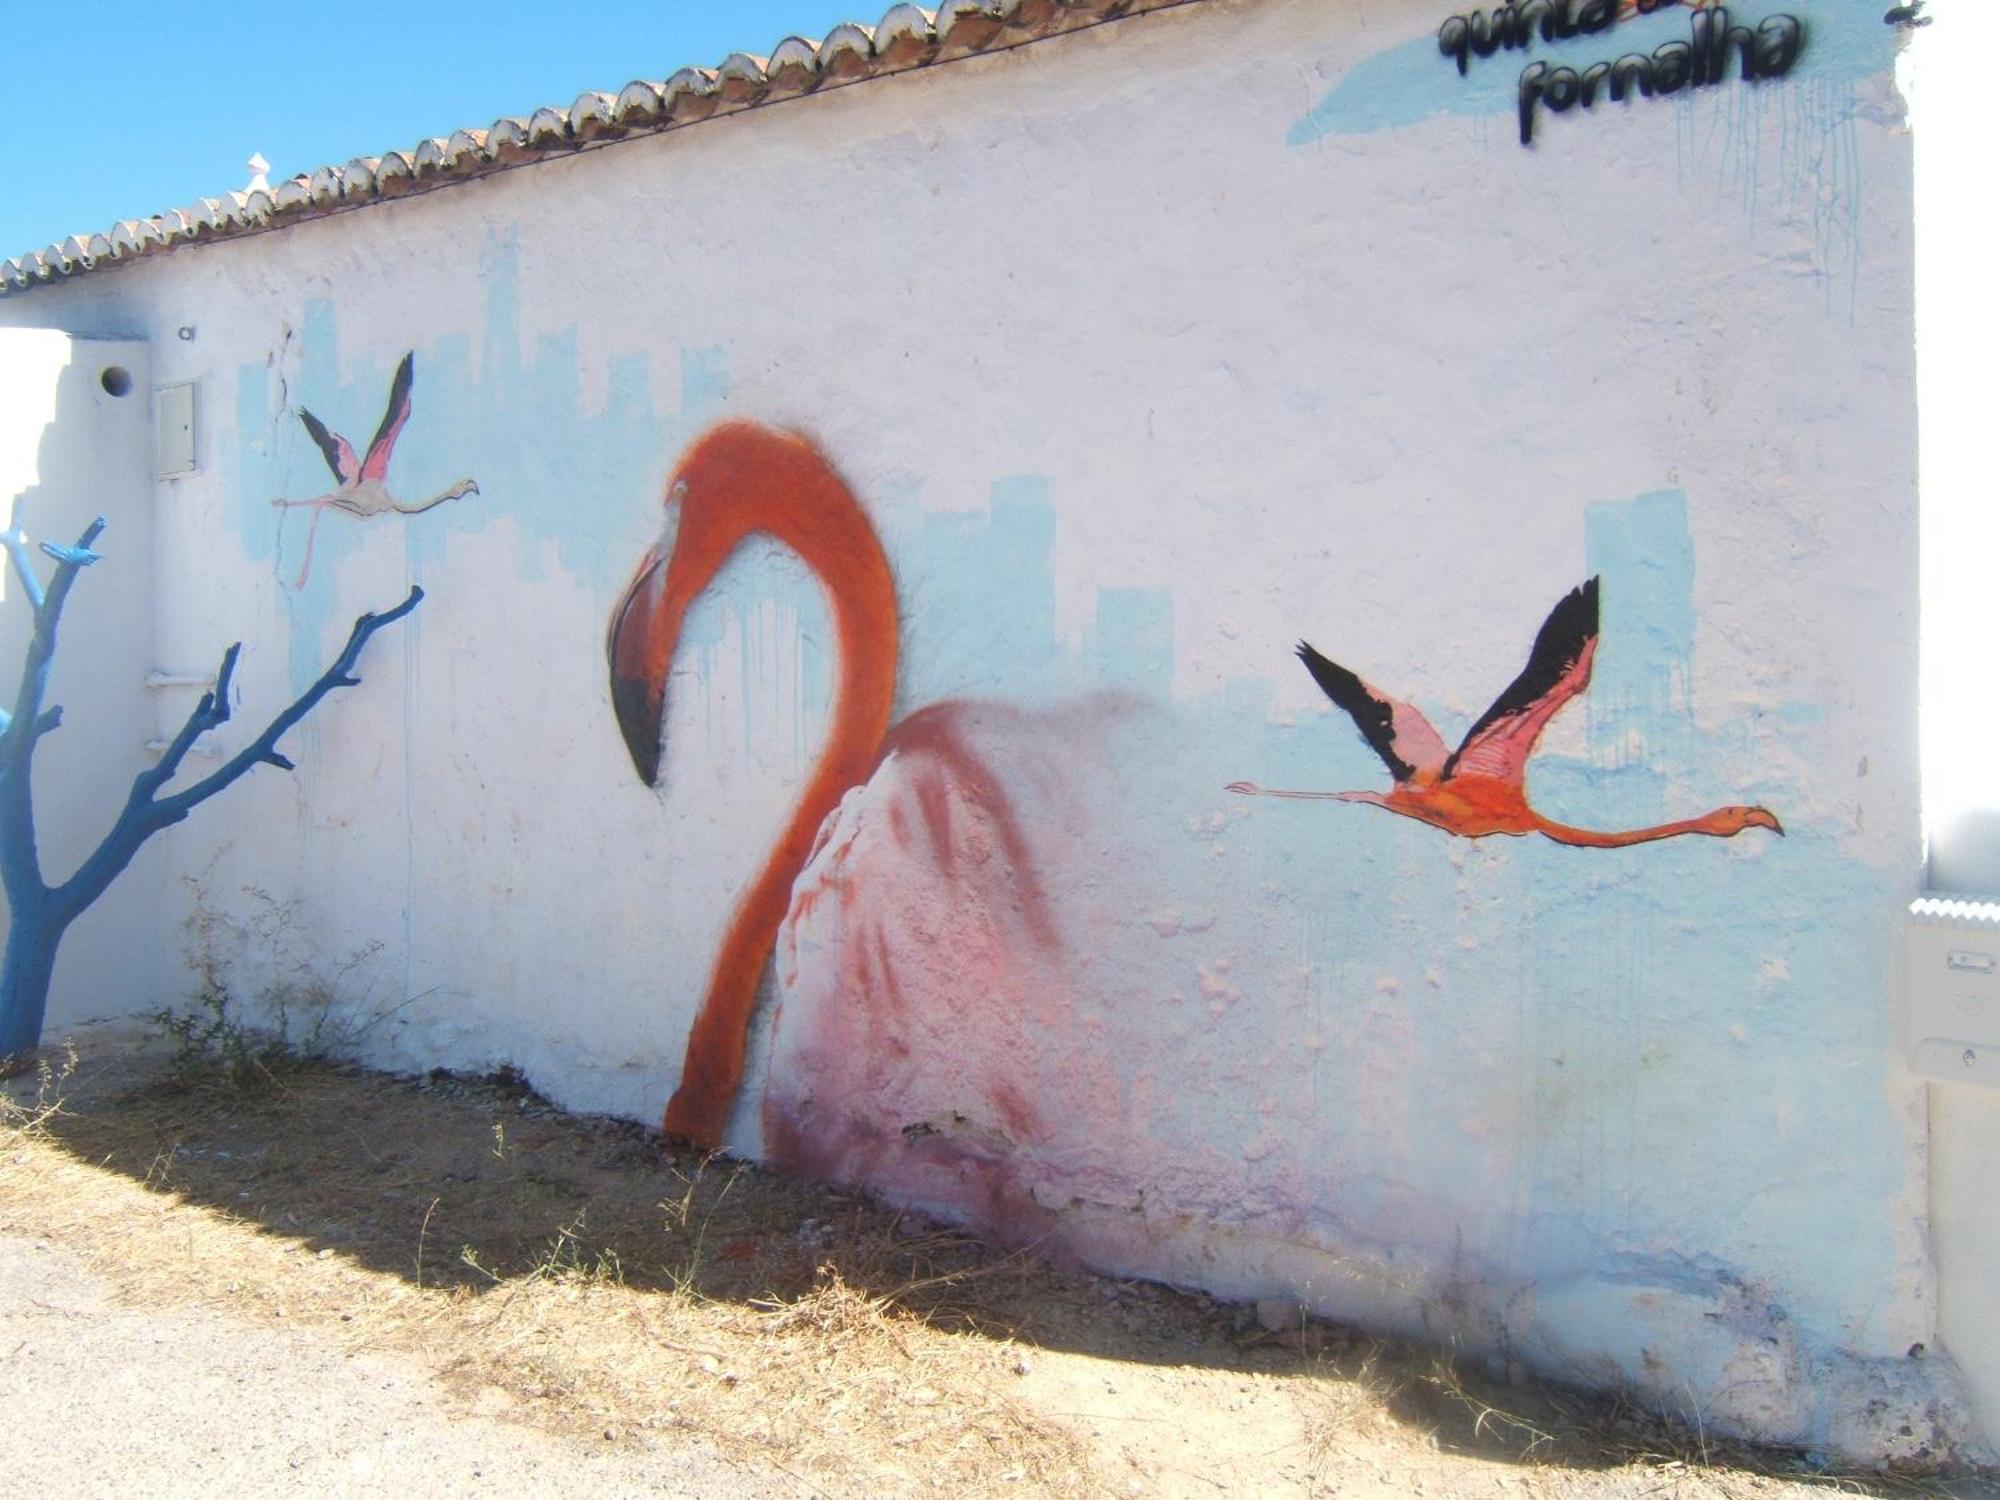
xmin=154 ymin=382 xmax=196 ymax=476
xmin=1907 ymin=898 xmax=2000 ymax=1089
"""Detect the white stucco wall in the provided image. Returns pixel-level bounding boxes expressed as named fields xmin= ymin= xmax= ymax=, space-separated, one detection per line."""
xmin=1934 ymin=1082 xmax=2000 ymax=1447
xmin=0 ymin=0 xmax=1971 ymax=1464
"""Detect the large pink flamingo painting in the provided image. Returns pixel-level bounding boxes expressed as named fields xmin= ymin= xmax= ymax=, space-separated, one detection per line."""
xmin=609 ymin=422 xmax=902 ymax=1149
xmin=1228 ymin=577 xmax=1783 ymax=846
xmin=609 ymin=422 xmax=1121 ymax=1180
xmin=273 ymin=353 xmax=479 ymax=588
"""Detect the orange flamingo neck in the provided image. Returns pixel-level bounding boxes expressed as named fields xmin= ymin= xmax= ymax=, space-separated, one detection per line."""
xmin=635 ymin=425 xmax=900 ymax=1148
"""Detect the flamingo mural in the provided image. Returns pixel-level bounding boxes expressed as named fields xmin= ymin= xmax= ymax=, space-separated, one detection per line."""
xmin=609 ymin=422 xmax=1136 ymax=1168
xmin=272 ymin=352 xmax=479 ymax=588
xmin=609 ymin=422 xmax=901 ymax=1148
xmin=608 ymin=428 xmax=1780 ymax=1182
xmin=1227 ymin=577 xmax=1783 ymax=846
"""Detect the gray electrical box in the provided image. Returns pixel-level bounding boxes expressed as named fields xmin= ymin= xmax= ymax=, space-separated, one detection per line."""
xmin=154 ymin=381 xmax=196 ymax=476
xmin=1907 ymin=898 xmax=2000 ymax=1089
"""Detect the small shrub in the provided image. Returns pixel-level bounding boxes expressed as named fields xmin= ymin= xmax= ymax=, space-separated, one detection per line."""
xmin=147 ymin=984 xmax=318 ymax=1092
xmin=152 ymin=876 xmax=403 ymax=1092
xmin=0 ymin=1038 xmax=78 ymax=1135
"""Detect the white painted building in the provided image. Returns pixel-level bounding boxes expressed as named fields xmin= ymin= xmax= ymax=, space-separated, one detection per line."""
xmin=2 ymin=0 xmax=1990 ymax=1466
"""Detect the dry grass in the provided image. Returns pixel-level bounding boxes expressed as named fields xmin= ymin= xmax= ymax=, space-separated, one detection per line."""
xmin=1 ymin=1035 xmax=1102 ymax=1494
xmin=1 ymin=1026 xmax=1992 ymax=1499
xmin=0 ymin=1037 xmax=78 ymax=1131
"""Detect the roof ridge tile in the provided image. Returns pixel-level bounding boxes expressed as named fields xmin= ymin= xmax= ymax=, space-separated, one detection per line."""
xmin=2 ymin=0 xmax=1209 ymax=294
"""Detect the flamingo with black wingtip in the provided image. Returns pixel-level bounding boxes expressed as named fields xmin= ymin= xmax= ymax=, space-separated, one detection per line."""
xmin=1227 ymin=577 xmax=1784 ymax=847
xmin=272 ymin=352 xmax=478 ymax=587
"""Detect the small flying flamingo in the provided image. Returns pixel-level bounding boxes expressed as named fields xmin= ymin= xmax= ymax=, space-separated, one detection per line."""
xmin=1227 ymin=577 xmax=1783 ymax=846
xmin=272 ymin=352 xmax=478 ymax=587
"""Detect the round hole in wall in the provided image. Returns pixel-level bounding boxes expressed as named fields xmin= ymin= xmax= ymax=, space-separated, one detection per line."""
xmin=99 ymin=366 xmax=133 ymax=398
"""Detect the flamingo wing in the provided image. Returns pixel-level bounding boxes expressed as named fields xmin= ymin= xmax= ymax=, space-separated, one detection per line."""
xmin=360 ymin=352 xmax=415 ymax=483
xmin=1443 ymin=577 xmax=1599 ymax=784
xmin=1295 ymin=641 xmax=1449 ymax=783
xmin=297 ymin=407 xmax=357 ymax=485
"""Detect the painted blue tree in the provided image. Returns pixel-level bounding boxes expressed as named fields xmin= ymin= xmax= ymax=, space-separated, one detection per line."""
xmin=0 ymin=515 xmax=422 ymax=1057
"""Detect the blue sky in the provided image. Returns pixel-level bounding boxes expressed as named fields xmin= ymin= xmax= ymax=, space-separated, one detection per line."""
xmin=0 ymin=1 xmax=869 ymax=259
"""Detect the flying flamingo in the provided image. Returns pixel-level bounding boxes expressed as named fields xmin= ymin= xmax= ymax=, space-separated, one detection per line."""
xmin=272 ymin=352 xmax=478 ymax=587
xmin=1227 ymin=577 xmax=1784 ymax=846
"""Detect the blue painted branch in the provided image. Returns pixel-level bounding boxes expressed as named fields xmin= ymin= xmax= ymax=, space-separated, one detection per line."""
xmin=0 ymin=519 xmax=423 ymax=1056
xmin=0 ymin=517 xmax=104 ymax=909
xmin=151 ymin=585 xmax=422 ymax=823
xmin=2 ymin=516 xmax=104 ymax=757
xmin=0 ymin=904 xmax=59 ymax=1056
xmin=54 ymin=584 xmax=424 ymax=922
xmin=129 ymin=642 xmax=242 ymax=804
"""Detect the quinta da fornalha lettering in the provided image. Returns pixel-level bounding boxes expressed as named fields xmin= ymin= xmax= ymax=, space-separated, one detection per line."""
xmin=1437 ymin=2 xmax=1805 ymax=144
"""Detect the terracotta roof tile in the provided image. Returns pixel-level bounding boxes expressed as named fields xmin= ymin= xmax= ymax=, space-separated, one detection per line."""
xmin=662 ymin=67 xmax=721 ymax=125
xmin=820 ymin=23 xmax=879 ymax=80
xmin=1 ymin=0 xmax=1205 ymax=294
xmin=612 ymin=81 xmax=666 ymax=127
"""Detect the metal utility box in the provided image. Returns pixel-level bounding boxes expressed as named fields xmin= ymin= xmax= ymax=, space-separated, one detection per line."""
xmin=1907 ymin=898 xmax=2000 ymax=1089
xmin=154 ymin=382 xmax=196 ymax=476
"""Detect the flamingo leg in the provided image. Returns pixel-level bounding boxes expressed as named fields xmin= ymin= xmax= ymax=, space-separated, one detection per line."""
xmin=1225 ymin=782 xmax=1373 ymax=802
xmin=293 ymin=503 xmax=326 ymax=590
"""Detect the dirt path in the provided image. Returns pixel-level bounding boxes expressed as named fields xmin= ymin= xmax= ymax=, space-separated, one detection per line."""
xmin=0 ymin=1235 xmax=796 ymax=1497
xmin=3 ymin=1021 xmax=1992 ymax=1499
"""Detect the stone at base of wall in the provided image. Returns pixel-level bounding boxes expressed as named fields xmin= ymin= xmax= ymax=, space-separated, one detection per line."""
xmin=916 ymin=1189 xmax=1993 ymax=1470
xmin=1524 ymin=1277 xmax=1985 ymax=1468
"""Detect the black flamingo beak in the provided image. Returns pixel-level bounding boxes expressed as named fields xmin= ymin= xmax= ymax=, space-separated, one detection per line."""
xmin=607 ymin=544 xmax=670 ymax=786
xmin=608 ymin=479 xmax=693 ymax=787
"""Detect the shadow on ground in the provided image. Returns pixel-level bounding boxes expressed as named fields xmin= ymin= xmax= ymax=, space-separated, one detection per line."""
xmin=8 ymin=1022 xmax=1995 ymax=1499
